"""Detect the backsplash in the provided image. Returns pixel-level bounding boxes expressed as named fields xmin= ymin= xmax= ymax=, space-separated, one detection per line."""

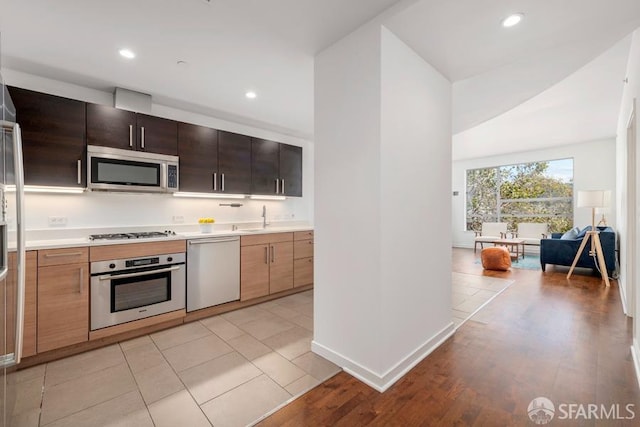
xmin=10 ymin=191 xmax=310 ymax=232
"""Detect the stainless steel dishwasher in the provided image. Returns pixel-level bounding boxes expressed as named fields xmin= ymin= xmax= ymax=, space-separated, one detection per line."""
xmin=187 ymin=236 xmax=240 ymax=312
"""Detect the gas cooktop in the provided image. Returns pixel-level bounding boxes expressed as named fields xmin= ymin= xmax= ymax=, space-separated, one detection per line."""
xmin=89 ymin=231 xmax=176 ymax=241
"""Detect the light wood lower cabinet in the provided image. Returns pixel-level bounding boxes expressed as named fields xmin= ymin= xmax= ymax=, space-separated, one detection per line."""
xmin=37 ymin=248 xmax=89 ymax=353
xmin=9 ymin=252 xmax=38 ymax=357
xmin=294 ymin=258 xmax=313 ymax=287
xmin=293 ymin=231 xmax=313 ymax=287
xmin=240 ymin=233 xmax=294 ymax=300
xmin=269 ymin=241 xmax=294 ymax=293
xmin=1 ymin=251 xmax=38 ymax=358
xmin=240 ymin=244 xmax=270 ymax=300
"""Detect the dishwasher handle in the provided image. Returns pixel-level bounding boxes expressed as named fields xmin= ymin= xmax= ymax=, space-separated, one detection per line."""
xmin=188 ymin=237 xmax=240 ymax=245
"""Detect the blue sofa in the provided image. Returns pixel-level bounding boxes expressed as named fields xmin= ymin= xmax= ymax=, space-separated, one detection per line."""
xmin=539 ymin=226 xmax=616 ymax=274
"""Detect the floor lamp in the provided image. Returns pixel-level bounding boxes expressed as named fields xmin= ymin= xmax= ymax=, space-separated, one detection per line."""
xmin=567 ymin=190 xmax=610 ymax=287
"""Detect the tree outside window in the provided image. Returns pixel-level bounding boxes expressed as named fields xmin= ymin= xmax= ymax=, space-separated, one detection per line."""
xmin=466 ymin=159 xmax=573 ymax=233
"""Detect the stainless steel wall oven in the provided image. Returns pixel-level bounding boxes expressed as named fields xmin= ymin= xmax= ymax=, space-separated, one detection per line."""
xmin=90 ymin=252 xmax=185 ymax=330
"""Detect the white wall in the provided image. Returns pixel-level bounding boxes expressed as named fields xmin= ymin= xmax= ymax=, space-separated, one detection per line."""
xmin=379 ymin=27 xmax=452 ymax=374
xmin=3 ymin=70 xmax=314 ymax=231
xmin=452 ymin=138 xmax=617 ymax=248
xmin=314 ymin=23 xmax=452 ymax=391
xmin=314 ymin=22 xmax=384 ymax=374
xmin=615 ymin=29 xmax=640 ymax=379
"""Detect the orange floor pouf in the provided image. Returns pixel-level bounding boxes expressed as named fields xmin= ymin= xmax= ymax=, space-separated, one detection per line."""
xmin=481 ymin=246 xmax=512 ymax=271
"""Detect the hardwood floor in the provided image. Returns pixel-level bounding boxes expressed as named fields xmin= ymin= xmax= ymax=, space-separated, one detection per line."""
xmin=258 ymin=248 xmax=640 ymax=426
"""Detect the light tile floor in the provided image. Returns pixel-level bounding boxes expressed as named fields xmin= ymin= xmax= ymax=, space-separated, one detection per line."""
xmin=9 ymin=289 xmax=341 ymax=427
xmin=451 ymin=272 xmax=514 ymax=328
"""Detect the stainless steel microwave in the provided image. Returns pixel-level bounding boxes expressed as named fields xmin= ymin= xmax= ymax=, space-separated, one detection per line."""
xmin=87 ymin=145 xmax=178 ymax=193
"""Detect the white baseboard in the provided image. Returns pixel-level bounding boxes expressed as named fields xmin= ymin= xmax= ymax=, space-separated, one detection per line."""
xmin=631 ymin=339 xmax=640 ymax=388
xmin=311 ymin=322 xmax=455 ymax=392
xmin=619 ymin=278 xmax=629 ymax=316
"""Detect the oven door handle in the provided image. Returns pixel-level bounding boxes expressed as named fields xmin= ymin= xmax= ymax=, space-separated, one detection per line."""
xmin=98 ymin=265 xmax=181 ymax=281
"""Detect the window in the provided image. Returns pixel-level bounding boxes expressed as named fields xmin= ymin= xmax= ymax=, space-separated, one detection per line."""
xmin=466 ymin=158 xmax=573 ymax=233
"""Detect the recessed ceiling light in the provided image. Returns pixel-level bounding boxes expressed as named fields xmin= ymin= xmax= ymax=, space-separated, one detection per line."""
xmin=119 ymin=48 xmax=136 ymax=59
xmin=502 ymin=13 xmax=523 ymax=28
xmin=245 ymin=91 xmax=257 ymax=99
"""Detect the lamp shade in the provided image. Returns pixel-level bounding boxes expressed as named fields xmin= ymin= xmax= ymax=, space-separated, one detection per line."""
xmin=577 ymin=190 xmax=610 ymax=208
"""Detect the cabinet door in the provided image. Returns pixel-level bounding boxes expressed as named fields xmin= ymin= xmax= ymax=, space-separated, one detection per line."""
xmin=9 ymin=86 xmax=86 ymax=187
xmin=86 ymin=103 xmax=137 ymax=151
xmin=136 ymin=114 xmax=178 ymax=155
xmin=251 ymin=138 xmax=279 ymax=195
xmin=218 ymin=131 xmax=251 ymax=194
xmin=178 ymin=123 xmax=218 ymax=192
xmin=294 ymin=257 xmax=313 ymax=287
xmin=38 ymin=263 xmax=89 ymax=353
xmin=5 ymin=252 xmax=38 ymax=358
xmin=240 ymin=245 xmax=270 ymax=301
xmin=280 ymin=143 xmax=302 ymax=197
xmin=269 ymin=241 xmax=294 ymax=294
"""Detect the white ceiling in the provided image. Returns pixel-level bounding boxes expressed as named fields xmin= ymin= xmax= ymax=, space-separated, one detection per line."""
xmin=1 ymin=0 xmax=640 ymax=150
xmin=386 ymin=0 xmax=640 ymax=133
xmin=0 ymin=0 xmax=401 ymax=139
xmin=452 ymin=35 xmax=632 ymax=160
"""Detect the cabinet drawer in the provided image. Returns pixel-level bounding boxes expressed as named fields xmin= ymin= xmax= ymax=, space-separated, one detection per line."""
xmin=294 ymin=230 xmax=314 ymax=241
xmin=90 ymin=240 xmax=186 ymax=262
xmin=38 ymin=247 xmax=89 ymax=267
xmin=294 ymin=257 xmax=313 ymax=287
xmin=241 ymin=232 xmax=293 ymax=247
xmin=294 ymin=239 xmax=314 ymax=259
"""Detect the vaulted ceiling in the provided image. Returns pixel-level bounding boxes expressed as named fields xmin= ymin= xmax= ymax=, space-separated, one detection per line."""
xmin=2 ymin=0 xmax=640 ymax=152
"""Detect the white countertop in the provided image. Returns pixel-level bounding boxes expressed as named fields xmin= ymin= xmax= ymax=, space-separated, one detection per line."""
xmin=10 ymin=225 xmax=313 ymax=251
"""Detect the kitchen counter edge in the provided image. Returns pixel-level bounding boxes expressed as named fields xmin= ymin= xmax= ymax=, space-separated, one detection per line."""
xmin=10 ymin=226 xmax=314 ymax=251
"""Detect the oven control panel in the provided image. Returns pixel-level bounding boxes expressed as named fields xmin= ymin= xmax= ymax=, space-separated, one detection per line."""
xmin=90 ymin=252 xmax=186 ymax=275
xmin=126 ymin=257 xmax=160 ymax=268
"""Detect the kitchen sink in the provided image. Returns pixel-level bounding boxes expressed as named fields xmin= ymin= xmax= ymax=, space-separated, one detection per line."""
xmin=240 ymin=228 xmax=264 ymax=233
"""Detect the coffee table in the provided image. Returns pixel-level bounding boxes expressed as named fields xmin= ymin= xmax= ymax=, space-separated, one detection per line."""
xmin=492 ymin=238 xmax=525 ymax=261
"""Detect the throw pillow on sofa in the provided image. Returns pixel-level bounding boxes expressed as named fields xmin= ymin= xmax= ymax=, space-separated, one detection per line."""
xmin=576 ymin=226 xmax=593 ymax=239
xmin=561 ymin=226 xmax=580 ymax=240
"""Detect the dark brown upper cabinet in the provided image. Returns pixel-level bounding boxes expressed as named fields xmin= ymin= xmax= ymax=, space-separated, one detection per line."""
xmin=8 ymin=86 xmax=86 ymax=187
xmin=86 ymin=104 xmax=178 ymax=156
xmin=251 ymin=139 xmax=302 ymax=197
xmin=177 ymin=122 xmax=218 ymax=193
xmin=217 ymin=131 xmax=251 ymax=194
xmin=279 ymin=143 xmax=302 ymax=197
xmin=251 ymin=138 xmax=280 ymax=195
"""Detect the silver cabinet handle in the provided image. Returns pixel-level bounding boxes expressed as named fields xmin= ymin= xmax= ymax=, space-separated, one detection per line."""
xmin=79 ymin=267 xmax=84 ymax=294
xmin=271 ymin=245 xmax=275 ymax=263
xmin=129 ymin=124 xmax=133 ymax=147
xmin=281 ymin=179 xmax=285 ymax=195
xmin=141 ymin=126 xmax=145 ymax=149
xmin=275 ymin=179 xmax=279 ymax=194
xmin=44 ymin=251 xmax=83 ymax=258
xmin=264 ymin=246 xmax=268 ymax=264
xmin=77 ymin=160 xmax=82 ymax=184
xmin=99 ymin=265 xmax=180 ymax=281
xmin=213 ymin=172 xmax=217 ymax=191
xmin=222 ymin=173 xmax=225 ymax=192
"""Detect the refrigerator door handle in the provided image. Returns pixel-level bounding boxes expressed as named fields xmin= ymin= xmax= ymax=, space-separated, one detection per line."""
xmin=13 ymin=123 xmax=26 ymax=366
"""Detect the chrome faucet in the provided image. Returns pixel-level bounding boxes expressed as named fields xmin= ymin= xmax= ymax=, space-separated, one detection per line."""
xmin=262 ymin=205 xmax=267 ymax=228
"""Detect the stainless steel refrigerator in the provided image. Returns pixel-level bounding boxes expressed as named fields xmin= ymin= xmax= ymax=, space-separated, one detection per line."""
xmin=0 ymin=73 xmax=27 ymax=427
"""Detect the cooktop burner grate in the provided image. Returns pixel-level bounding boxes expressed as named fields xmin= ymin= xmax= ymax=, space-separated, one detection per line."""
xmin=89 ymin=231 xmax=174 ymax=240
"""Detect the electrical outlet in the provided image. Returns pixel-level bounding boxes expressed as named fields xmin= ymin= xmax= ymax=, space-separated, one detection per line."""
xmin=48 ymin=216 xmax=68 ymax=226
xmin=172 ymin=215 xmax=185 ymax=223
